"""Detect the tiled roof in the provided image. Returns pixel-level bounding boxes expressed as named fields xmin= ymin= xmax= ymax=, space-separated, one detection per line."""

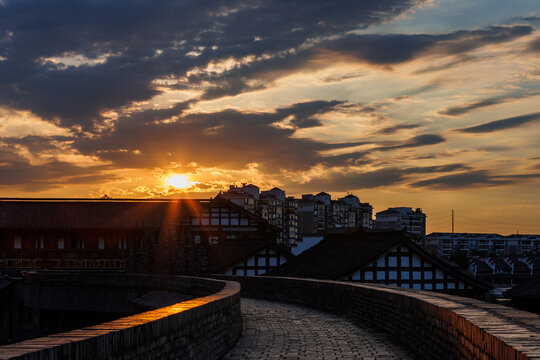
xmin=207 ymin=240 xmax=293 ymax=273
xmin=494 ymin=259 xmax=512 ymax=273
xmin=272 ymin=229 xmax=489 ymax=290
xmin=272 ymin=229 xmax=403 ymax=279
xmin=0 ymin=200 xmax=178 ymax=229
xmin=471 ymin=259 xmax=493 ymax=275
xmin=0 ymin=197 xmax=280 ymax=231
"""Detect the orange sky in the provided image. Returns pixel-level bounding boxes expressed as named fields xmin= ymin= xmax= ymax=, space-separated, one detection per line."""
xmin=0 ymin=0 xmax=539 ymax=234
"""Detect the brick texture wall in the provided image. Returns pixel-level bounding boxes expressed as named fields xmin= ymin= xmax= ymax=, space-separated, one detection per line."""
xmin=222 ymin=276 xmax=540 ymax=360
xmin=0 ymin=274 xmax=241 ymax=360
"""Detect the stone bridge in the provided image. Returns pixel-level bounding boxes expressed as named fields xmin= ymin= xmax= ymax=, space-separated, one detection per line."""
xmin=1 ymin=273 xmax=539 ymax=359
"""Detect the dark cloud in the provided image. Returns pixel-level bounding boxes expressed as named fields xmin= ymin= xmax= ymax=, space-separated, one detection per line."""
xmin=0 ymin=0 xmax=423 ymax=129
xmin=439 ymin=93 xmax=539 ymax=116
xmin=0 ymin=0 xmax=533 ymax=133
xmin=410 ymin=170 xmax=510 ymax=189
xmin=276 ymin=100 xmax=345 ymax=129
xmin=296 ymin=163 xmax=469 ymax=191
xmin=1 ymin=135 xmax=73 ymax=154
xmin=411 ymin=170 xmax=540 ymax=189
xmin=440 ymin=97 xmax=509 ymax=116
xmin=375 ymin=134 xmax=445 ymax=151
xmin=403 ymin=164 xmax=469 ymax=174
xmin=456 ymin=112 xmax=540 ymax=133
xmin=508 ymin=16 xmax=540 ymax=25
xmin=0 ymin=143 xmax=113 ymax=191
xmin=323 ymin=25 xmax=532 ymax=65
xmin=322 ymin=72 xmax=363 ymax=83
xmin=376 ymin=124 xmax=420 ymax=135
xmin=528 ymin=36 xmax=540 ymax=53
xmin=72 ymin=101 xmax=366 ymax=171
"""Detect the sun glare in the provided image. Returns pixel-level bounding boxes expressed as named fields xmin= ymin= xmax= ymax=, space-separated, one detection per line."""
xmin=165 ymin=174 xmax=192 ymax=189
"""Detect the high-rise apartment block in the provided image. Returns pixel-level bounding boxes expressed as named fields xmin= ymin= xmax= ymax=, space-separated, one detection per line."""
xmin=220 ymin=185 xmax=373 ymax=247
xmin=221 ymin=184 xmax=298 ymax=246
xmin=373 ymin=207 xmax=426 ymax=240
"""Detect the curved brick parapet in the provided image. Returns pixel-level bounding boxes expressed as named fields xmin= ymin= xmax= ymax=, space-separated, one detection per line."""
xmin=225 ymin=276 xmax=540 ymax=360
xmin=0 ymin=274 xmax=241 ymax=360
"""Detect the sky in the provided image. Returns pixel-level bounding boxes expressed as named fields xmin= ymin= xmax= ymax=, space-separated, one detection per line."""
xmin=0 ymin=0 xmax=539 ymax=234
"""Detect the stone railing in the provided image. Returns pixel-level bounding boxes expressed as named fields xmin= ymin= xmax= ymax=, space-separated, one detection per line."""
xmin=0 ymin=273 xmax=241 ymax=360
xmin=223 ymin=275 xmax=540 ymax=360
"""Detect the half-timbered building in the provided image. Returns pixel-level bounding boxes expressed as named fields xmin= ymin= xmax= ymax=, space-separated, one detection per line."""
xmin=273 ymin=228 xmax=490 ymax=296
xmin=0 ymin=196 xmax=289 ymax=275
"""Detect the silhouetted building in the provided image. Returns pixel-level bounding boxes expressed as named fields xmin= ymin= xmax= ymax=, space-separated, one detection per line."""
xmin=221 ymin=184 xmax=298 ymax=246
xmin=0 ymin=197 xmax=288 ymax=275
xmin=468 ymin=256 xmax=537 ymax=285
xmin=374 ymin=207 xmax=426 ymax=240
xmin=273 ymin=229 xmax=489 ymax=296
xmin=297 ymin=193 xmax=373 ymax=236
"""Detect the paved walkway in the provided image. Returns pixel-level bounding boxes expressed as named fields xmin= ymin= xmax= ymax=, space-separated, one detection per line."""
xmin=223 ymin=298 xmax=413 ymax=359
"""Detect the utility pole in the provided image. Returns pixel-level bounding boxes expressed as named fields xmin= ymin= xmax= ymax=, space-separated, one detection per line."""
xmin=451 ymin=209 xmax=454 ymax=233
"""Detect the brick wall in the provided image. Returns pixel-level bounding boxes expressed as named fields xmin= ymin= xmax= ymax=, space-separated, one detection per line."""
xmin=0 ymin=274 xmax=241 ymax=360
xmin=222 ymin=276 xmax=540 ymax=360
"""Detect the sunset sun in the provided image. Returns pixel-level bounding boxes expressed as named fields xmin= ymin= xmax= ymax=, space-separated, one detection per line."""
xmin=165 ymin=174 xmax=192 ymax=189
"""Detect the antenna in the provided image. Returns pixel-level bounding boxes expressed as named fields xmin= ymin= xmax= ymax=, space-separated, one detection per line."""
xmin=451 ymin=209 xmax=454 ymax=233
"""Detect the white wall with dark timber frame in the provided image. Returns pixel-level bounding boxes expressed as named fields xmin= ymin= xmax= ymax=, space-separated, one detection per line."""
xmin=224 ymin=248 xmax=288 ymax=276
xmin=340 ymin=245 xmax=474 ymax=291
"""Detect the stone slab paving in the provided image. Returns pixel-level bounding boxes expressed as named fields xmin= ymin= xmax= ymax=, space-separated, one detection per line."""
xmin=223 ymin=298 xmax=413 ymax=360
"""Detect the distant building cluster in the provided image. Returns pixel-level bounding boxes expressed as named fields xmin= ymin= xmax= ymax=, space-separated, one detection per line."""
xmin=468 ymin=256 xmax=540 ymax=285
xmin=220 ymin=184 xmax=376 ymax=246
xmin=427 ymin=233 xmax=540 ymax=257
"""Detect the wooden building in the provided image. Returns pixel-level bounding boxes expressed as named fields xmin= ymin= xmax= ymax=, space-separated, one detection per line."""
xmin=0 ymin=196 xmax=289 ymax=275
xmin=273 ymin=228 xmax=490 ymax=296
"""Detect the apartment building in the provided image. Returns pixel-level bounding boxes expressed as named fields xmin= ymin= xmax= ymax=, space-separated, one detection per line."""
xmin=373 ymin=207 xmax=426 ymax=240
xmin=427 ymin=232 xmax=540 ymax=257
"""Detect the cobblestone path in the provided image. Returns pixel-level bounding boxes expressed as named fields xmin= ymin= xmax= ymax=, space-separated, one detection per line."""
xmin=223 ymin=298 xmax=413 ymax=359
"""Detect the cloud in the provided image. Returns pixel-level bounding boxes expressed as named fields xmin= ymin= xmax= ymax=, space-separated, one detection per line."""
xmin=410 ymin=170 xmax=510 ymax=189
xmin=323 ymin=25 xmax=533 ymax=65
xmin=375 ymin=134 xmax=445 ymax=151
xmin=0 ymin=0 xmax=533 ymax=133
xmin=411 ymin=170 xmax=540 ymax=189
xmin=376 ymin=124 xmax=420 ymax=135
xmin=276 ymin=100 xmax=345 ymax=129
xmin=0 ymin=142 xmax=115 ymax=191
xmin=72 ymin=100 xmax=367 ymax=171
xmin=296 ymin=163 xmax=470 ymax=191
xmin=0 ymin=0 xmax=424 ymax=129
xmin=528 ymin=36 xmax=540 ymax=53
xmin=455 ymin=112 xmax=540 ymax=133
xmin=439 ymin=93 xmax=540 ymax=116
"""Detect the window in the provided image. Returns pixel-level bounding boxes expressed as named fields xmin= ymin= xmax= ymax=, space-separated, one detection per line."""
xmin=400 ymin=256 xmax=409 ymax=267
xmin=14 ymin=235 xmax=22 ymax=249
